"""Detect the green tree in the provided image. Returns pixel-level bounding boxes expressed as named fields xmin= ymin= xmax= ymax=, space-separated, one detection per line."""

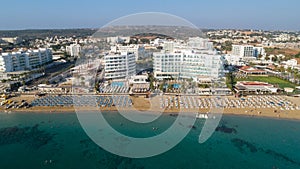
xmin=287 ymin=67 xmax=292 ymax=74
xmin=94 ymin=81 xmax=100 ymax=92
xmin=226 ymin=72 xmax=236 ymax=91
xmin=22 ymin=80 xmax=26 ymax=86
xmin=279 ymin=66 xmax=285 ymax=73
xmin=265 ymin=55 xmax=270 ymax=61
xmin=221 ymin=41 xmax=233 ymax=51
xmin=272 ymin=56 xmax=278 ymax=62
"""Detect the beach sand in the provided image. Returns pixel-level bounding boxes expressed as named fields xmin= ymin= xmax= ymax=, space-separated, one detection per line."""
xmin=2 ymin=94 xmax=300 ymax=120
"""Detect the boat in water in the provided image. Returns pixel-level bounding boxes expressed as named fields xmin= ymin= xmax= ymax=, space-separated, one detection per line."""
xmin=196 ymin=113 xmax=209 ymax=119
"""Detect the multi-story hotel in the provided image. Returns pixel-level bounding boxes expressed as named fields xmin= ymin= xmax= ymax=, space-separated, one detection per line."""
xmin=231 ymin=45 xmax=254 ymax=59
xmin=0 ymin=48 xmax=53 ymax=72
xmin=153 ymin=49 xmax=225 ymax=81
xmin=104 ymin=52 xmax=136 ymax=80
xmin=153 ymin=38 xmax=224 ymax=81
xmin=110 ymin=44 xmax=145 ymax=61
xmin=230 ymin=45 xmax=266 ymax=64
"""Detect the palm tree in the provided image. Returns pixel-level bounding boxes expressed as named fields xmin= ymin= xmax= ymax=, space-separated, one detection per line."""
xmin=287 ymin=67 xmax=292 ymax=73
xmin=292 ymin=69 xmax=297 ymax=80
xmin=286 ymin=67 xmax=293 ymax=79
xmin=294 ymin=70 xmax=300 ymax=84
xmin=94 ymin=81 xmax=100 ymax=93
xmin=22 ymin=80 xmax=26 ymax=86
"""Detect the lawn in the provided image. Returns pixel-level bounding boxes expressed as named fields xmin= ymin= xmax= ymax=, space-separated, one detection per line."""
xmin=237 ymin=76 xmax=296 ymax=89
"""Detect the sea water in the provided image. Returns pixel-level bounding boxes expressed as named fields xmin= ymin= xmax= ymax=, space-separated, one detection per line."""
xmin=0 ymin=112 xmax=300 ymax=169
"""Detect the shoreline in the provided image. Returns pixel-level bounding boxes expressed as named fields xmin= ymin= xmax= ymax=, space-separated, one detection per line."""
xmin=1 ymin=94 xmax=299 ymax=121
xmin=2 ymin=106 xmax=300 ymax=121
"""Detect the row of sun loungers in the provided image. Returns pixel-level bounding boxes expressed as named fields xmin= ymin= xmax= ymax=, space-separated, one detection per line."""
xmin=31 ymin=95 xmax=132 ymax=107
xmin=159 ymin=95 xmax=298 ymax=110
xmin=99 ymin=86 xmax=130 ymax=93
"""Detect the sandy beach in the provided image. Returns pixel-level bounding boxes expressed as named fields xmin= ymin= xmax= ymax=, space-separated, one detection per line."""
xmin=1 ymin=94 xmax=300 ymax=120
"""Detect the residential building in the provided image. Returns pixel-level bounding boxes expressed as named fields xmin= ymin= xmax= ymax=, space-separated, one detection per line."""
xmin=163 ymin=42 xmax=175 ymax=52
xmin=284 ymin=58 xmax=300 ymax=69
xmin=0 ymin=48 xmax=52 ymax=73
xmin=104 ymin=52 xmax=136 ymax=80
xmin=224 ymin=54 xmax=244 ymax=66
xmin=187 ymin=37 xmax=213 ymax=50
xmin=231 ymin=45 xmax=266 ymax=62
xmin=231 ymin=45 xmax=255 ymax=58
xmin=66 ymin=44 xmax=81 ymax=57
xmin=107 ymin=36 xmax=130 ymax=44
xmin=1 ymin=37 xmax=22 ymax=44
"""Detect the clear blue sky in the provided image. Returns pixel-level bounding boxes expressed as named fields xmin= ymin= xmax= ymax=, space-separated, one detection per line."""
xmin=1 ymin=0 xmax=300 ymax=30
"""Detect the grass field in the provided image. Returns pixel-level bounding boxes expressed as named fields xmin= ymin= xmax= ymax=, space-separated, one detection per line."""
xmin=237 ymin=76 xmax=296 ymax=89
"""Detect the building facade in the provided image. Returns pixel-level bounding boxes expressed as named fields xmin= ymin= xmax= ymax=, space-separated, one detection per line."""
xmin=231 ymin=45 xmax=254 ymax=58
xmin=0 ymin=48 xmax=52 ymax=72
xmin=66 ymin=44 xmax=81 ymax=57
xmin=104 ymin=52 xmax=136 ymax=80
xmin=231 ymin=45 xmax=265 ymax=61
xmin=107 ymin=36 xmax=130 ymax=44
xmin=253 ymin=47 xmax=266 ymax=57
xmin=187 ymin=37 xmax=214 ymax=50
xmin=153 ymin=50 xmax=225 ymax=80
xmin=110 ymin=44 xmax=145 ymax=61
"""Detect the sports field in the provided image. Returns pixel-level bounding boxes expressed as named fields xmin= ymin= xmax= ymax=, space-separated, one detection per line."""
xmin=237 ymin=76 xmax=296 ymax=89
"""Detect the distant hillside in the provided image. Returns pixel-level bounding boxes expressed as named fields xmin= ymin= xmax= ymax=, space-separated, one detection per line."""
xmin=0 ymin=27 xmax=212 ymax=40
xmin=0 ymin=29 xmax=96 ymax=39
xmin=93 ymin=25 xmax=206 ymax=39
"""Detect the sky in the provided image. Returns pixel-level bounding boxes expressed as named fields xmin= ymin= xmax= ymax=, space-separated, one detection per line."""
xmin=1 ymin=0 xmax=300 ymax=31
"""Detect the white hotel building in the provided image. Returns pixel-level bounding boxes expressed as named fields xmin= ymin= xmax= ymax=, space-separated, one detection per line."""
xmin=0 ymin=48 xmax=53 ymax=72
xmin=231 ymin=45 xmax=265 ymax=60
xmin=110 ymin=44 xmax=145 ymax=61
xmin=153 ymin=38 xmax=225 ymax=81
xmin=154 ymin=50 xmax=224 ymax=81
xmin=104 ymin=52 xmax=136 ymax=80
xmin=231 ymin=45 xmax=255 ymax=59
xmin=226 ymin=45 xmax=266 ymax=65
xmin=153 ymin=37 xmax=224 ymax=81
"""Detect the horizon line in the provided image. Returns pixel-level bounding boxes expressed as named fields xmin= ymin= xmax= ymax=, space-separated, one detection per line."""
xmin=0 ymin=26 xmax=299 ymax=32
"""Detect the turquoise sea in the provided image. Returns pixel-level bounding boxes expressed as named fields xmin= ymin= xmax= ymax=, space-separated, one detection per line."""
xmin=0 ymin=112 xmax=300 ymax=169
